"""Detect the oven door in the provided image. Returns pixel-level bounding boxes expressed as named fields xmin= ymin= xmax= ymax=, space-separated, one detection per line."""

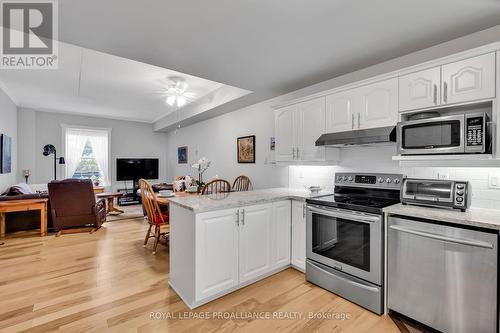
xmin=306 ymin=205 xmax=382 ymax=285
xmin=397 ymin=114 xmax=465 ymax=155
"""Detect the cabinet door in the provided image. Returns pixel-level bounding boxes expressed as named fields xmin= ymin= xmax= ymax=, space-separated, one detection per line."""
xmin=195 ymin=208 xmax=239 ymax=301
xmin=325 ymin=91 xmax=357 ymax=133
xmin=272 ymin=200 xmax=291 ymax=268
xmin=442 ymin=53 xmax=496 ymax=105
xmin=296 ymin=97 xmax=326 ymax=161
xmin=239 ymin=203 xmax=273 ymax=284
xmin=275 ymin=105 xmax=297 ymax=162
xmin=291 ymin=200 xmax=306 ymax=271
xmin=358 ymin=78 xmax=398 ymax=129
xmin=399 ymin=67 xmax=441 ymax=111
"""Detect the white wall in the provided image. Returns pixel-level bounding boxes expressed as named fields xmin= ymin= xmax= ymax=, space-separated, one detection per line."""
xmin=17 ymin=108 xmax=169 ymax=190
xmin=289 ymin=146 xmax=500 ymax=210
xmin=165 ymin=99 xmax=289 ymax=189
xmin=0 ymin=88 xmax=17 ymax=192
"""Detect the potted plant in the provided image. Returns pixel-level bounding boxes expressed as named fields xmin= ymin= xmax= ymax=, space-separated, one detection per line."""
xmin=191 ymin=157 xmax=211 ymax=192
xmin=90 ymin=175 xmax=102 ymax=187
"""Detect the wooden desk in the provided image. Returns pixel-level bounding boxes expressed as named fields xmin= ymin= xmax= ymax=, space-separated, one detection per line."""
xmin=93 ymin=186 xmax=105 ymax=194
xmin=0 ymin=198 xmax=48 ymax=238
xmin=96 ymin=192 xmax=124 ymax=215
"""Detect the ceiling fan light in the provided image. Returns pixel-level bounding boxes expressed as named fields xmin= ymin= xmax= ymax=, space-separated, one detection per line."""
xmin=166 ymin=95 xmax=176 ymax=106
xmin=176 ymin=96 xmax=186 ymax=107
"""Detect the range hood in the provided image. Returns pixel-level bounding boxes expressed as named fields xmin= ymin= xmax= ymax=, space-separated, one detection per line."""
xmin=315 ymin=126 xmax=397 ymax=147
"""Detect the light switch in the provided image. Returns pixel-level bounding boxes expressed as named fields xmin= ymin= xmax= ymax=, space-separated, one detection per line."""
xmin=489 ymin=174 xmax=500 ymax=189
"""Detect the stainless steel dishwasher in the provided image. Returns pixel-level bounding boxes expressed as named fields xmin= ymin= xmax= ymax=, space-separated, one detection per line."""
xmin=388 ymin=216 xmax=498 ymax=333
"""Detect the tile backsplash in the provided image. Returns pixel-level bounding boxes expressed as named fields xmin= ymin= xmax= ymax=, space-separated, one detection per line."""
xmin=288 ymin=146 xmax=500 ymax=210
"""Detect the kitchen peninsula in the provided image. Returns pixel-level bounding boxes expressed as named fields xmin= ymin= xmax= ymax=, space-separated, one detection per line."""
xmin=167 ymin=188 xmax=331 ymax=309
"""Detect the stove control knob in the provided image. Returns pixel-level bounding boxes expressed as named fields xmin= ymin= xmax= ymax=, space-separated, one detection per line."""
xmin=337 ymin=176 xmax=343 ymax=182
xmin=456 ymin=190 xmax=464 ymax=196
xmin=394 ymin=179 xmax=400 ymax=184
xmin=378 ymin=177 xmax=384 ymax=183
xmin=348 ymin=176 xmax=353 ymax=181
xmin=342 ymin=176 xmax=348 ymax=181
xmin=386 ymin=178 xmax=392 ymax=183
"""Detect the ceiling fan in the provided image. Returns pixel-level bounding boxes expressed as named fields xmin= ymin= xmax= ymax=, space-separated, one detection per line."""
xmin=164 ymin=76 xmax=190 ymax=107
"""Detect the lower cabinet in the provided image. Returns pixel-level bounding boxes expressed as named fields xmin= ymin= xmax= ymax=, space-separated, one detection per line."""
xmin=291 ymin=200 xmax=306 ymax=271
xmin=195 ymin=201 xmax=292 ymax=302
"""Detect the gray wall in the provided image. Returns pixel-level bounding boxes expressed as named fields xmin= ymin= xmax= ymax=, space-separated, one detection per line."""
xmin=0 ymin=88 xmax=17 ymax=192
xmin=17 ymin=108 xmax=169 ymax=190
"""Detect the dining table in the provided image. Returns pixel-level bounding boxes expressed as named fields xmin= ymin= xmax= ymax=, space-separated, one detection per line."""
xmin=155 ymin=191 xmax=198 ymax=206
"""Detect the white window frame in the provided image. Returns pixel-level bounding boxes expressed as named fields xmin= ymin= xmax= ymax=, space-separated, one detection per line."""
xmin=61 ymin=124 xmax=112 ymax=186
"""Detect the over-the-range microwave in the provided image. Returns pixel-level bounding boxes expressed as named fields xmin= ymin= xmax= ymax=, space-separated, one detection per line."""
xmin=397 ymin=112 xmax=491 ymax=155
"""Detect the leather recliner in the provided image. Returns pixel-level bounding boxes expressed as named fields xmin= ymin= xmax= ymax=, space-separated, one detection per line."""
xmin=48 ymin=179 xmax=106 ymax=231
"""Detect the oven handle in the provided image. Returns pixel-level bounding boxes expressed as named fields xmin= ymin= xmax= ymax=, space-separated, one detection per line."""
xmin=307 ymin=205 xmax=380 ymax=224
xmin=309 ymin=261 xmax=380 ymax=292
xmin=389 ymin=225 xmax=494 ymax=249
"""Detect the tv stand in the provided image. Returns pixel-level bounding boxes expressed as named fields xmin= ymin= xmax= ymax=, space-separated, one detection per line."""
xmin=117 ymin=180 xmax=141 ymax=206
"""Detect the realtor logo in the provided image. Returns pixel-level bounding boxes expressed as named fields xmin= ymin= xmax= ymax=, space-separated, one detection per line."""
xmin=1 ymin=0 xmax=58 ymax=69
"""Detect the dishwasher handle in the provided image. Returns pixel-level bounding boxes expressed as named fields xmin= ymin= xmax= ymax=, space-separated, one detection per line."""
xmin=389 ymin=225 xmax=494 ymax=249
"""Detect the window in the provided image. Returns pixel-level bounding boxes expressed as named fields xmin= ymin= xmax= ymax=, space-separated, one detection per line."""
xmin=63 ymin=126 xmax=111 ymax=186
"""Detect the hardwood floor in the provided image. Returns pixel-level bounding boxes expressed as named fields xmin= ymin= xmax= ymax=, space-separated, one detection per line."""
xmin=0 ymin=214 xmax=400 ymax=333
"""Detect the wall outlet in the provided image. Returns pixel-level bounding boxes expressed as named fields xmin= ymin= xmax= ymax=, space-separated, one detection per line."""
xmin=437 ymin=173 xmax=450 ymax=180
xmin=489 ymin=174 xmax=500 ymax=189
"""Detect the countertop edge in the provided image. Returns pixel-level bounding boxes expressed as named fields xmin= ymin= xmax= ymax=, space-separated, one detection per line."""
xmin=383 ymin=203 xmax=500 ymax=231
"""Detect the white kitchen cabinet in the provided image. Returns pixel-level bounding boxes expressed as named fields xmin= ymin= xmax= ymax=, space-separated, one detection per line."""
xmin=398 ymin=53 xmax=496 ymax=112
xmin=275 ymin=104 xmax=297 ymax=162
xmin=325 ymin=90 xmax=357 ymax=133
xmin=239 ymin=203 xmax=273 ymax=284
xmin=296 ymin=98 xmax=326 ymax=161
xmin=291 ymin=200 xmax=306 ymax=271
xmin=358 ymin=78 xmax=399 ymax=129
xmin=275 ymin=97 xmax=338 ymax=163
xmin=272 ymin=200 xmax=291 ymax=268
xmin=195 ymin=208 xmax=240 ymax=301
xmin=324 ymin=78 xmax=398 ymax=133
xmin=442 ymin=53 xmax=496 ymax=105
xmin=399 ymin=67 xmax=441 ymax=111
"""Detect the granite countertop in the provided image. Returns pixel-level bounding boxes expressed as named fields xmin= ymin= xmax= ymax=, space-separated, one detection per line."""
xmin=167 ymin=188 xmax=333 ymax=213
xmin=384 ymin=203 xmax=500 ymax=231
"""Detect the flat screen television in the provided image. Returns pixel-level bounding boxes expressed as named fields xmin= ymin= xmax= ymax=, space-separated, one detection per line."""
xmin=116 ymin=158 xmax=159 ymax=181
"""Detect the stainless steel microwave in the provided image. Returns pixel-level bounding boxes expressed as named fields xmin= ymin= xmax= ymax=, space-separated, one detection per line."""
xmin=397 ymin=112 xmax=490 ymax=155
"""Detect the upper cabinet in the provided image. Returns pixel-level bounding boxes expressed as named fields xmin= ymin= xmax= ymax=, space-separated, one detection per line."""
xmin=325 ymin=78 xmax=398 ymax=133
xmin=325 ymin=90 xmax=356 ymax=133
xmin=275 ymin=97 xmax=339 ymax=163
xmin=399 ymin=67 xmax=441 ymax=111
xmin=296 ymin=98 xmax=326 ymax=161
xmin=442 ymin=53 xmax=496 ymax=105
xmin=275 ymin=104 xmax=297 ymax=162
xmin=399 ymin=53 xmax=496 ymax=112
xmin=358 ymin=78 xmax=399 ymax=128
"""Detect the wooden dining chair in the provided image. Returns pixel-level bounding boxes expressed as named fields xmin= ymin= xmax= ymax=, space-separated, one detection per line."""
xmin=201 ymin=179 xmax=231 ymax=195
xmin=232 ymin=175 xmax=252 ymax=192
xmin=139 ymin=179 xmax=169 ymax=254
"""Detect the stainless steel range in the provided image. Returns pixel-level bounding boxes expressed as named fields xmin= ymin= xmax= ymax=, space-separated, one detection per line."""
xmin=305 ymin=172 xmax=403 ymax=314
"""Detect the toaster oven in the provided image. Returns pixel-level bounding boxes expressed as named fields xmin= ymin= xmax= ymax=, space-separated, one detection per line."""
xmin=401 ymin=178 xmax=470 ymax=211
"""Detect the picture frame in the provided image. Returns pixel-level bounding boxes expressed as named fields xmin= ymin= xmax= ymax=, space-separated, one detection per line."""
xmin=237 ymin=135 xmax=255 ymax=163
xmin=177 ymin=146 xmax=188 ymax=164
xmin=0 ymin=134 xmax=12 ymax=174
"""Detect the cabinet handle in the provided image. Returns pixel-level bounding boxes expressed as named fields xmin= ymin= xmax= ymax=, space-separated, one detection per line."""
xmin=303 ymin=204 xmax=306 ymax=218
xmin=235 ymin=209 xmax=239 ymax=226
xmin=357 ymin=113 xmax=360 ymax=129
xmin=296 ymin=148 xmax=299 ymax=160
xmin=351 ymin=113 xmax=354 ymax=129
xmin=241 ymin=209 xmax=245 ymax=225
xmin=443 ymin=81 xmax=448 ymax=103
xmin=433 ymin=84 xmax=437 ymax=104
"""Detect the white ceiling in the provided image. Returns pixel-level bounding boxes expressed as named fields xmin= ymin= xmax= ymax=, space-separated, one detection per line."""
xmin=53 ymin=0 xmax=500 ymax=129
xmin=0 ymin=41 xmax=250 ymax=123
